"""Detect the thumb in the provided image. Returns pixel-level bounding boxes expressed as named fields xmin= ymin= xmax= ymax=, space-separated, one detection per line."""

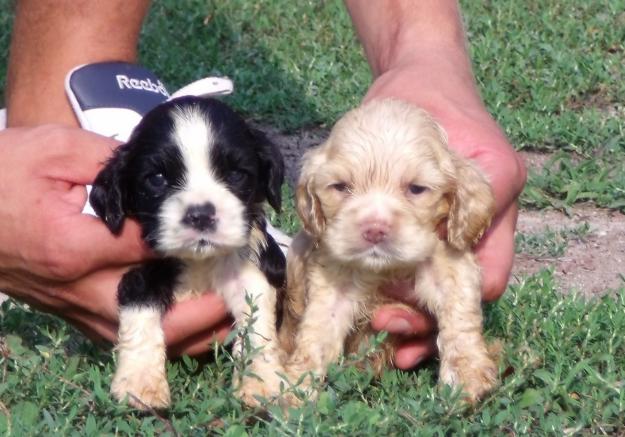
xmin=371 ymin=305 xmax=435 ymax=336
xmin=475 ymin=202 xmax=518 ymax=301
xmin=45 ymin=129 xmax=121 ymax=185
xmin=61 ymin=213 xmax=151 ymax=272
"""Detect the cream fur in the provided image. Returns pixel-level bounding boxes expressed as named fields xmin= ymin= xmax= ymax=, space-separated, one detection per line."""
xmin=113 ymin=307 xmax=170 ymax=409
xmin=112 ymin=229 xmax=282 ymax=409
xmin=279 ymin=99 xmax=498 ymax=404
xmin=156 ymin=108 xmax=248 ymax=258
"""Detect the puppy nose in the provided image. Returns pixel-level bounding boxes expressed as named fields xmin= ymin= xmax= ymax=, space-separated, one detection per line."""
xmin=361 ymin=222 xmax=389 ymax=244
xmin=182 ymin=202 xmax=217 ymax=231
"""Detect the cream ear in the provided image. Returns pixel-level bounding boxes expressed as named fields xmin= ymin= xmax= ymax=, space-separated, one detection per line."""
xmin=295 ymin=147 xmax=326 ymax=237
xmin=446 ymin=154 xmax=495 ymax=251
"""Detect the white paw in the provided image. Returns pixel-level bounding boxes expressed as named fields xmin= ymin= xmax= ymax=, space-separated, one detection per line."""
xmin=111 ymin=367 xmax=170 ymax=410
xmin=440 ymin=354 xmax=498 ymax=403
xmin=235 ymin=357 xmax=286 ymax=408
xmin=281 ymin=364 xmax=320 ymax=407
xmin=235 ymin=378 xmax=275 ymax=408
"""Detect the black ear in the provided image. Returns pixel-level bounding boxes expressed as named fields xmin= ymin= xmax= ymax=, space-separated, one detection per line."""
xmin=89 ymin=144 xmax=132 ymax=234
xmin=252 ymin=128 xmax=284 ymax=212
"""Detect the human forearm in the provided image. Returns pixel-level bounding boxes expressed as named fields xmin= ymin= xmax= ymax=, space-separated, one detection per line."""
xmin=6 ymin=0 xmax=151 ymax=126
xmin=345 ymin=0 xmax=470 ymax=77
xmin=349 ymin=1 xmax=526 ymax=368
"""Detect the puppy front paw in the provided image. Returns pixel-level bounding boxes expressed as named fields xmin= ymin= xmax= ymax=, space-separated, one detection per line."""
xmin=280 ymin=383 xmax=318 ymax=408
xmin=234 ymin=356 xmax=286 ymax=408
xmin=234 ymin=376 xmax=282 ymax=408
xmin=440 ymin=353 xmax=498 ymax=403
xmin=281 ymin=364 xmax=321 ymax=407
xmin=111 ymin=367 xmax=171 ymax=410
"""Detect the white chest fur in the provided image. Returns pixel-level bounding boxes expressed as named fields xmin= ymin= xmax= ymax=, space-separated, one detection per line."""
xmin=174 ymin=254 xmax=243 ymax=302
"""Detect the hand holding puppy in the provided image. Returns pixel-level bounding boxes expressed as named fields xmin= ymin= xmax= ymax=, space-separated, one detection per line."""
xmin=0 ymin=126 xmax=233 ymax=355
xmin=280 ymin=100 xmax=499 ymax=404
xmin=346 ymin=0 xmax=527 ymax=369
xmin=0 ymin=127 xmax=147 ymax=332
xmin=366 ymin=66 xmax=526 ymax=369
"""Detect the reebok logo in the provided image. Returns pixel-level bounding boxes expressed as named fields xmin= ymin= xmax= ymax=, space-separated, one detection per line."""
xmin=116 ymin=75 xmax=169 ymax=96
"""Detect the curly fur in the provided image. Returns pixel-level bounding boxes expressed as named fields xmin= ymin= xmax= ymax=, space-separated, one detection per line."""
xmin=278 ymin=99 xmax=498 ymax=404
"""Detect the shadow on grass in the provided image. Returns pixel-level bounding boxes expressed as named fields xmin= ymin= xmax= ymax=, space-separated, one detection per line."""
xmin=0 ymin=299 xmax=113 ymax=361
xmin=0 ymin=1 xmax=14 ymax=105
xmin=139 ymin=0 xmax=332 ymax=130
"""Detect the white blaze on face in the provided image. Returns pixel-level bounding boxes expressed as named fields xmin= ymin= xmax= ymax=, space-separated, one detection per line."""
xmin=353 ymin=191 xmax=395 ymax=228
xmin=173 ymin=105 xmax=214 ymax=184
xmin=326 ymin=190 xmax=396 ymax=267
xmin=156 ymin=106 xmax=248 ymax=258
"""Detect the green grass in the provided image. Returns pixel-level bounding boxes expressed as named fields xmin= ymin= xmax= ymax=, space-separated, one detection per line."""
xmin=465 ymin=1 xmax=625 ymax=154
xmin=522 ymin=152 xmax=625 ymax=212
xmin=2 ymin=1 xmax=625 ymax=434
xmin=2 ymin=0 xmax=625 ymax=209
xmin=267 ymin=185 xmax=301 ymax=235
xmin=129 ymin=0 xmax=369 ymax=131
xmin=1 ymin=269 xmax=624 ymax=435
xmin=515 ymin=222 xmax=590 ymax=258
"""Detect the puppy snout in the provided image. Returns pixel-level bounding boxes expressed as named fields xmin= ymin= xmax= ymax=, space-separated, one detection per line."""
xmin=182 ymin=202 xmax=217 ymax=231
xmin=361 ymin=221 xmax=390 ymax=244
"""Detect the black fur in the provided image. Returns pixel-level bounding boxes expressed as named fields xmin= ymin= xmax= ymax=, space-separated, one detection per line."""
xmin=90 ymin=96 xmax=286 ymax=307
xmin=205 ymin=104 xmax=284 ymax=213
xmin=118 ymin=258 xmax=184 ymax=310
xmin=90 ymin=97 xmax=284 ymax=249
xmin=259 ymin=230 xmax=287 ymax=290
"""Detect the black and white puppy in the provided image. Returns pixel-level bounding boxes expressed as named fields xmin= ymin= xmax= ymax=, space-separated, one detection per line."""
xmin=90 ymin=96 xmax=286 ymax=409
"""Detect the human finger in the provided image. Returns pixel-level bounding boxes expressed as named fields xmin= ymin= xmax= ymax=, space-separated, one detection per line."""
xmin=475 ymin=202 xmax=518 ymax=301
xmin=162 ymin=292 xmax=230 ymax=346
xmin=43 ymin=127 xmax=120 ymax=185
xmin=62 ymin=310 xmax=118 ymax=343
xmin=371 ymin=305 xmax=435 ymax=336
xmin=470 ymin=143 xmax=526 ymax=214
xmin=59 ymin=214 xmax=151 ymax=271
xmin=167 ymin=319 xmax=232 ymax=357
xmin=60 ymin=266 xmax=123 ymax=321
xmin=393 ymin=337 xmax=437 ymax=370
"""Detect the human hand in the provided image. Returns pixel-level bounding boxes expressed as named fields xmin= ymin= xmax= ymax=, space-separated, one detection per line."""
xmin=345 ymin=0 xmax=526 ymax=368
xmin=0 ymin=126 xmax=231 ymax=355
xmin=366 ymin=57 xmax=526 ymax=369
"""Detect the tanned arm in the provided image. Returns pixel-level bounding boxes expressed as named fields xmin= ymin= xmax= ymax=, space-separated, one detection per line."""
xmin=6 ymin=0 xmax=150 ymax=126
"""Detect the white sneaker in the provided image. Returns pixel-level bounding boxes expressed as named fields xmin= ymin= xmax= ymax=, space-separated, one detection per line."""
xmin=266 ymin=223 xmax=292 ymax=255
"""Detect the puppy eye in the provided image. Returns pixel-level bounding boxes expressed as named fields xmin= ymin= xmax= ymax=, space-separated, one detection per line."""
xmin=226 ymin=170 xmax=248 ymax=184
xmin=146 ymin=173 xmax=167 ymax=190
xmin=330 ymin=182 xmax=349 ymax=192
xmin=408 ymin=184 xmax=428 ymax=195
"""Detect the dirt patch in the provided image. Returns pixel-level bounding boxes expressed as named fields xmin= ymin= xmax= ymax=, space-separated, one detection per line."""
xmin=520 ymin=150 xmax=552 ymax=170
xmin=258 ymin=124 xmax=328 ymax=184
xmin=264 ymin=132 xmax=625 ymax=295
xmin=1 ymin=133 xmax=621 ymax=307
xmin=514 ymin=151 xmax=625 ymax=294
xmin=514 ymin=205 xmax=625 ymax=295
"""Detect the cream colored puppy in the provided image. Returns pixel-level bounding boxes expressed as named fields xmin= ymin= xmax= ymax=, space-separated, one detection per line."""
xmin=279 ymin=99 xmax=498 ymax=404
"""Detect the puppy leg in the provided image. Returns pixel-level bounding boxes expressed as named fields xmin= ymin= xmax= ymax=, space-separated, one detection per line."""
xmin=279 ymin=231 xmax=314 ymax=357
xmin=419 ymin=254 xmax=497 ymax=402
xmin=220 ymin=263 xmax=283 ymax=407
xmin=283 ymin=272 xmax=362 ymax=405
xmin=344 ymin=322 xmax=398 ymax=375
xmin=111 ymin=260 xmax=180 ymax=409
xmin=112 ymin=306 xmax=170 ymax=409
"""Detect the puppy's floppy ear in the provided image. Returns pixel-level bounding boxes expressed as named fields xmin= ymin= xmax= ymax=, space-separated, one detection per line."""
xmin=89 ymin=143 xmax=132 ymax=235
xmin=446 ymin=154 xmax=495 ymax=251
xmin=296 ymin=147 xmax=326 ymax=237
xmin=251 ymin=128 xmax=284 ymax=212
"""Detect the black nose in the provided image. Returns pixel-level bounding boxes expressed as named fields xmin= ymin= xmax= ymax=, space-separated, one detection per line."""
xmin=182 ymin=202 xmax=217 ymax=231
